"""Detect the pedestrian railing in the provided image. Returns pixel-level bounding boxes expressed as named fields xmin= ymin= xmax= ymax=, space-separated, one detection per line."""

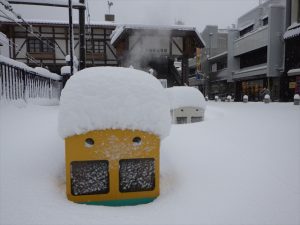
xmin=0 ymin=60 xmax=62 ymax=102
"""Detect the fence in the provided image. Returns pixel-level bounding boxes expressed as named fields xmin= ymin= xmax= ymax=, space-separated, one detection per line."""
xmin=0 ymin=61 xmax=62 ymax=102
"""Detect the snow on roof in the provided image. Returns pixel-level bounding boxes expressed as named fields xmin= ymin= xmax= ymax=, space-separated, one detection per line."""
xmin=58 ymin=67 xmax=171 ymax=139
xmin=7 ymin=0 xmax=83 ymax=7
xmin=0 ymin=55 xmax=61 ymax=80
xmin=208 ymin=51 xmax=228 ymax=61
xmin=110 ymin=24 xmax=206 ymax=47
xmin=0 ymin=18 xmax=116 ymax=27
xmin=287 ymin=68 xmax=300 ymax=76
xmin=165 ymin=86 xmax=206 ymax=110
xmin=284 ymin=26 xmax=300 ymax=39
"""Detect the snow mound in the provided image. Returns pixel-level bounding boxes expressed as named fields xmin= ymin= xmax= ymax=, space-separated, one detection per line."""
xmin=165 ymin=86 xmax=206 ymax=110
xmin=58 ymin=67 xmax=171 ymax=139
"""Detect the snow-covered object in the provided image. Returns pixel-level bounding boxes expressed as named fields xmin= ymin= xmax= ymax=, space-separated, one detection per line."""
xmin=165 ymin=86 xmax=206 ymax=110
xmin=264 ymin=94 xmax=270 ymax=99
xmin=58 ymin=67 xmax=171 ymax=139
xmin=34 ymin=67 xmax=61 ymax=80
xmin=294 ymin=94 xmax=300 ymax=105
xmin=243 ymin=95 xmax=248 ymax=100
xmin=294 ymin=94 xmax=300 ymax=100
xmin=226 ymin=95 xmax=232 ymax=102
xmin=215 ymin=95 xmax=219 ymax=101
xmin=60 ymin=66 xmax=70 ymax=75
xmin=283 ymin=25 xmax=300 ymax=40
xmin=0 ymin=55 xmax=61 ymax=80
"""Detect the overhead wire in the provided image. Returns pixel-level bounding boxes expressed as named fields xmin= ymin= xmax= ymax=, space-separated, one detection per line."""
xmin=0 ymin=2 xmax=60 ymax=56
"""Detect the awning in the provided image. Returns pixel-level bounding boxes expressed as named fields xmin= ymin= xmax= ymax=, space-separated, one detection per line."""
xmin=288 ymin=68 xmax=300 ymax=76
xmin=284 ymin=26 xmax=300 ymax=40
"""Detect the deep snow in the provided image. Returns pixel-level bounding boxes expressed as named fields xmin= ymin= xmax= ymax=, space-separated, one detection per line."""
xmin=58 ymin=67 xmax=171 ymax=139
xmin=0 ymin=101 xmax=300 ymax=225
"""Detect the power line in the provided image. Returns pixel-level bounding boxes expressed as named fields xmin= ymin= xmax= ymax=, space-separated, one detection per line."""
xmin=0 ymin=4 xmax=60 ymax=54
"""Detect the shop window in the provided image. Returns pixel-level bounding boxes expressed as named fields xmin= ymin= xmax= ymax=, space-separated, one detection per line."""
xmin=71 ymin=160 xmax=109 ymax=196
xmin=119 ymin=158 xmax=155 ymax=193
xmin=27 ymin=38 xmax=54 ymax=53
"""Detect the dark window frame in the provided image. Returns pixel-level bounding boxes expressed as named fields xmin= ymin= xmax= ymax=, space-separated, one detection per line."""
xmin=239 ymin=25 xmax=254 ymax=37
xmin=27 ymin=38 xmax=55 ymax=53
xmin=239 ymin=46 xmax=267 ymax=69
xmin=262 ymin=17 xmax=268 ymax=26
xmin=86 ymin=39 xmax=105 ymax=54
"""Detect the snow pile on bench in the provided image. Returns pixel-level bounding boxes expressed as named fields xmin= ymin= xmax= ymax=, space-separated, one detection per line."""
xmin=58 ymin=67 xmax=171 ymax=139
xmin=165 ymin=86 xmax=206 ymax=110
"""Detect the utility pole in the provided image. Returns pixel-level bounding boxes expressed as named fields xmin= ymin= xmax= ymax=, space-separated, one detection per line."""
xmin=79 ymin=0 xmax=86 ymax=70
xmin=68 ymin=0 xmax=74 ymax=75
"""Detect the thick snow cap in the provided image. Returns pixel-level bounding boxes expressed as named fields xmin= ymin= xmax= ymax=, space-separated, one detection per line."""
xmin=165 ymin=86 xmax=206 ymax=110
xmin=58 ymin=67 xmax=171 ymax=139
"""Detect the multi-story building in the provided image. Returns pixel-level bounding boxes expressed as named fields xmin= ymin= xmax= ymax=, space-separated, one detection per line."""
xmin=229 ymin=0 xmax=286 ymax=101
xmin=200 ymin=25 xmax=232 ymax=99
xmin=0 ymin=19 xmax=118 ymax=74
xmin=282 ymin=0 xmax=300 ymax=101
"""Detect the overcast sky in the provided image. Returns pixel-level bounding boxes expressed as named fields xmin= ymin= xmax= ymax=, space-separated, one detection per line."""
xmin=10 ymin=0 xmax=260 ymax=31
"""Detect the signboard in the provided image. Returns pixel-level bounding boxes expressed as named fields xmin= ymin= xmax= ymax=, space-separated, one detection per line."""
xmin=129 ymin=35 xmax=170 ymax=56
xmin=289 ymin=82 xmax=296 ymax=89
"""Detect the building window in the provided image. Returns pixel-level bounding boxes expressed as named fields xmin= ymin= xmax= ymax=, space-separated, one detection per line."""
xmin=86 ymin=39 xmax=105 ymax=53
xmin=239 ymin=25 xmax=254 ymax=37
xmin=239 ymin=46 xmax=267 ymax=69
xmin=262 ymin=17 xmax=268 ymax=26
xmin=27 ymin=38 xmax=54 ymax=53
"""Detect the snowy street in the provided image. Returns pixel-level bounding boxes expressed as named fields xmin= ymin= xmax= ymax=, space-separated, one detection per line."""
xmin=0 ymin=101 xmax=300 ymax=225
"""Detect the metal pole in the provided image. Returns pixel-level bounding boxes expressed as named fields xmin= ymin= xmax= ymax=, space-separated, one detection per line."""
xmin=68 ymin=0 xmax=74 ymax=75
xmin=79 ymin=0 xmax=86 ymax=70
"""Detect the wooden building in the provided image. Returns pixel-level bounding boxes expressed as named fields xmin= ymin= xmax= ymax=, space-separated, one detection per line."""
xmin=0 ymin=19 xmax=118 ymax=74
xmin=110 ymin=25 xmax=205 ymax=87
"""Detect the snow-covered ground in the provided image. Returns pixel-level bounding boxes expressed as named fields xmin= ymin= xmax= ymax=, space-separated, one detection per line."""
xmin=0 ymin=101 xmax=299 ymax=225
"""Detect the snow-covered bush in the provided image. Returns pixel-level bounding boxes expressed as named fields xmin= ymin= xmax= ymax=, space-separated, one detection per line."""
xmin=215 ymin=96 xmax=219 ymax=102
xmin=294 ymin=94 xmax=300 ymax=100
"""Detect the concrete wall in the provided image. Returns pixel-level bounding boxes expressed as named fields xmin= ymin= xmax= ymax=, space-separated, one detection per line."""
xmin=233 ymin=26 xmax=268 ymax=56
xmin=267 ymin=5 xmax=285 ymax=77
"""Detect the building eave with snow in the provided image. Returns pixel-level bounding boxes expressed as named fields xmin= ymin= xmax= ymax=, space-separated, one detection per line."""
xmin=110 ymin=24 xmax=205 ymax=87
xmin=0 ymin=18 xmax=118 ymax=74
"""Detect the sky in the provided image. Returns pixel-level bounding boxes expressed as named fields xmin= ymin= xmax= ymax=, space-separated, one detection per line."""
xmin=10 ymin=0 xmax=260 ymax=31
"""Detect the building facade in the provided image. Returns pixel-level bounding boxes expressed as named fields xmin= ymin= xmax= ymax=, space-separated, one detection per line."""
xmin=110 ymin=25 xmax=205 ymax=87
xmin=200 ymin=25 xmax=232 ymax=99
xmin=0 ymin=19 xmax=118 ymax=74
xmin=282 ymin=0 xmax=300 ymax=101
xmin=201 ymin=0 xmax=287 ymax=101
xmin=230 ymin=0 xmax=286 ymax=101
